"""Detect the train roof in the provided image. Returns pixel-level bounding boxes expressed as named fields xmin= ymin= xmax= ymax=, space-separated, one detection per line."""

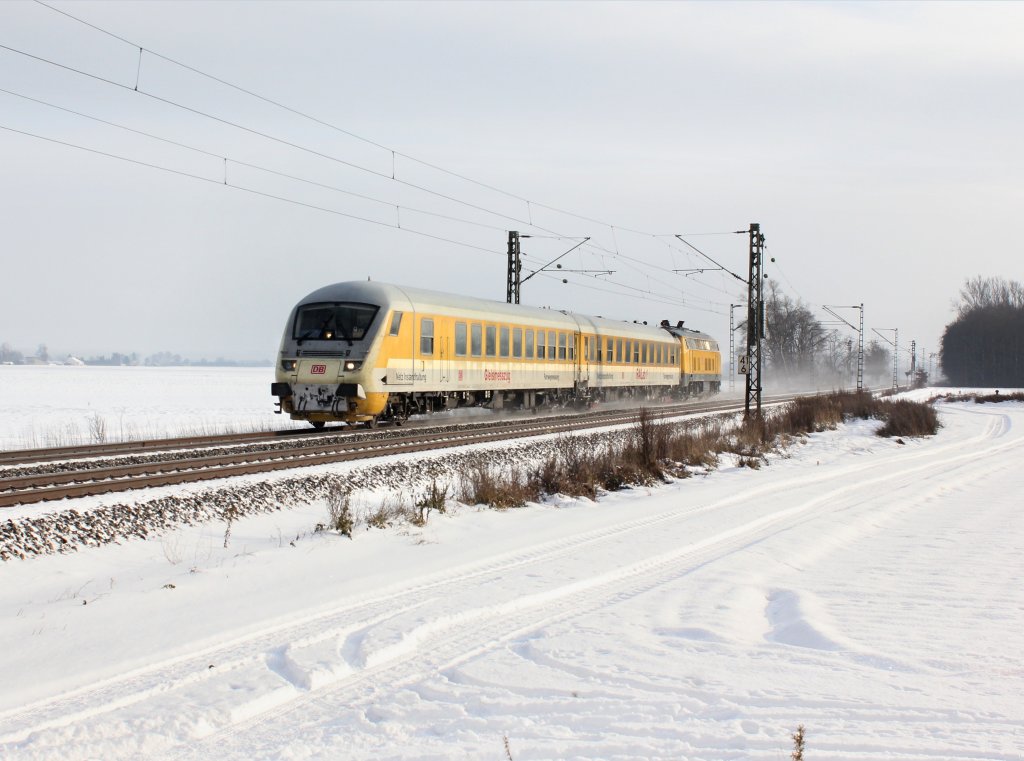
xmin=294 ymin=281 xmax=714 ymax=342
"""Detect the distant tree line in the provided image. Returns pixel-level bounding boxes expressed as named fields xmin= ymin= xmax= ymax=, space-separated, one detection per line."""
xmin=940 ymin=276 xmax=1024 ymax=386
xmin=738 ymin=281 xmax=893 ymax=389
xmin=0 ymin=344 xmax=270 ymax=367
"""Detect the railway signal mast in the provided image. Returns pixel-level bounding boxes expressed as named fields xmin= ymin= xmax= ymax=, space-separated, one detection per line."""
xmin=505 ymin=231 xmax=595 ymax=304
xmin=745 ymin=224 xmax=766 ymax=419
xmin=507 ymin=231 xmax=522 ymax=304
xmin=675 ymin=223 xmax=766 ymax=420
xmin=729 ymin=303 xmax=744 ymax=393
xmin=823 ymin=303 xmax=865 ymax=391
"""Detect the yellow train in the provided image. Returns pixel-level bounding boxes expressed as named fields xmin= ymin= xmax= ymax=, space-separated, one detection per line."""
xmin=271 ymin=281 xmax=721 ymax=427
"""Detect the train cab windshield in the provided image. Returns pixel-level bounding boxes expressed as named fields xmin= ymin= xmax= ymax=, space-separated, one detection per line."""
xmin=294 ymin=302 xmax=379 ymax=344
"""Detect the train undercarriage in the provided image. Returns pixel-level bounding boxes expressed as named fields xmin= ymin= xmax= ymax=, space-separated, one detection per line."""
xmin=287 ymin=381 xmax=718 ymax=430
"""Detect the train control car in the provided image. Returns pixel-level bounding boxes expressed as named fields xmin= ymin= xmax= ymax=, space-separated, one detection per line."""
xmin=271 ymin=281 xmax=721 ymax=427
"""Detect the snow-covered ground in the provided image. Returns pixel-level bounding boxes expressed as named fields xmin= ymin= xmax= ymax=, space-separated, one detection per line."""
xmin=1 ymin=383 xmax=1022 ymax=760
xmin=0 ymin=365 xmax=300 ymax=450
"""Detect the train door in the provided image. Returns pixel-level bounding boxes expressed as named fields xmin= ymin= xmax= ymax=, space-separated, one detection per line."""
xmin=383 ymin=307 xmax=415 ymax=390
xmin=574 ymin=331 xmax=589 ymax=391
xmin=439 ymin=335 xmax=450 ymax=384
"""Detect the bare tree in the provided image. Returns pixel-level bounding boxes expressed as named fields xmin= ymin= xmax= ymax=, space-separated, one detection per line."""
xmin=762 ymin=280 xmax=829 ymax=384
xmin=955 ymin=276 xmax=1024 ymax=318
xmin=942 ymin=277 xmax=1024 ymax=386
xmin=0 ymin=342 xmax=24 ymax=364
xmin=864 ymin=340 xmax=892 ymax=384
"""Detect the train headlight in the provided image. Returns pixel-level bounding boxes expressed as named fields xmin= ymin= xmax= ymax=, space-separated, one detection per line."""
xmin=344 ymin=360 xmax=361 ymax=371
xmin=281 ymin=359 xmax=297 ymax=372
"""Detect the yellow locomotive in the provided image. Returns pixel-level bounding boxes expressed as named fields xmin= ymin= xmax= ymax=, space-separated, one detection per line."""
xmin=271 ymin=281 xmax=720 ymax=427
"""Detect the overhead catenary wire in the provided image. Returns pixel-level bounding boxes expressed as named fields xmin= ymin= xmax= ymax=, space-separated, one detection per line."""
xmin=32 ymin=0 xmax=688 ymax=240
xmin=7 ymin=6 xmax=740 ymax=315
xmin=0 ymin=36 xmax=731 ymax=313
xmin=0 ymin=124 xmax=503 ymax=256
xmin=0 ymin=86 xmax=510 ymax=234
xmin=25 ymin=6 xmax=753 ymax=275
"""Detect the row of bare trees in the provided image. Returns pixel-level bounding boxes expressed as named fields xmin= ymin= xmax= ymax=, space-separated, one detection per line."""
xmin=736 ymin=281 xmax=892 ymax=389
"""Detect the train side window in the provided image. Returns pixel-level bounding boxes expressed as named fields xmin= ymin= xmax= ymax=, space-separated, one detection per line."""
xmin=455 ymin=322 xmax=467 ymax=357
xmin=512 ymin=327 xmax=522 ymax=358
xmin=615 ymin=339 xmax=622 ymax=363
xmin=389 ymin=311 xmax=403 ymax=337
xmin=641 ymin=343 xmax=648 ymax=364
xmin=536 ymin=331 xmax=546 ymax=359
xmin=420 ymin=318 xmax=434 ymax=356
xmin=500 ymin=326 xmax=510 ymax=358
xmin=525 ymin=329 xmax=534 ymax=358
xmin=486 ymin=325 xmax=496 ymax=357
xmin=568 ymin=335 xmax=575 ymax=361
xmin=471 ymin=323 xmax=482 ymax=357
xmin=558 ymin=333 xmax=567 ymax=360
xmin=633 ymin=342 xmax=640 ymax=364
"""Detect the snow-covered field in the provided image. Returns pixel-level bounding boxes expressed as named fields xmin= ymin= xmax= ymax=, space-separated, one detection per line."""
xmin=0 ymin=365 xmax=299 ymax=450
xmin=1 ymin=376 xmax=1022 ymax=760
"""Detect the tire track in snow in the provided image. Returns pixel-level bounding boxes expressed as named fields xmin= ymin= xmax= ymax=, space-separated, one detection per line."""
xmin=4 ymin=405 xmax=1020 ymax=759
xmin=166 ymin=408 xmax=1024 ymax=760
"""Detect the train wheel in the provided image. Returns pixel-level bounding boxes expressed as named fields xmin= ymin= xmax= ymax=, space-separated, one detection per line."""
xmin=311 ymin=421 xmax=325 ymax=430
xmin=363 ymin=416 xmax=379 ymax=430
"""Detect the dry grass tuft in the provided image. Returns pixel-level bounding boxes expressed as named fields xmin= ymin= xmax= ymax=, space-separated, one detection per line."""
xmin=875 ymin=399 xmax=940 ymax=437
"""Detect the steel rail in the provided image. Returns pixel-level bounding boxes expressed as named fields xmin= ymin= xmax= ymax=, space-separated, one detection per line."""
xmin=0 ymin=397 xmax=730 ymax=471
xmin=0 ymin=426 xmax=348 ymax=466
xmin=0 ymin=397 xmax=768 ymax=508
xmin=7 ymin=388 xmax=868 ymax=508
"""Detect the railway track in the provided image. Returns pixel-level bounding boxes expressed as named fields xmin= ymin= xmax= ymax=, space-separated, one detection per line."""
xmin=0 ymin=395 xmax=798 ymax=508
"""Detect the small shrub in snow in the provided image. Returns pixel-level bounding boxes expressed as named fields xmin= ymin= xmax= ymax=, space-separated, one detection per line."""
xmin=458 ymin=464 xmax=539 ymax=509
xmin=326 ymin=489 xmax=354 ymax=537
xmin=88 ymin=413 xmax=108 ymax=444
xmin=414 ymin=479 xmax=449 ymax=525
xmin=876 ymin=399 xmax=939 ymax=437
xmin=738 ymin=455 xmax=764 ymax=470
xmin=790 ymin=724 xmax=806 ymax=761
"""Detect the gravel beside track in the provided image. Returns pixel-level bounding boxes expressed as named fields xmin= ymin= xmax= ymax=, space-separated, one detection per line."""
xmin=0 ymin=427 xmax=641 ymax=562
xmin=2 ymin=396 xmax=781 ymax=561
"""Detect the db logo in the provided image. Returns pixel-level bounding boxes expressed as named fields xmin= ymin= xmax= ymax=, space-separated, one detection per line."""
xmin=311 ymin=364 xmax=327 ymax=375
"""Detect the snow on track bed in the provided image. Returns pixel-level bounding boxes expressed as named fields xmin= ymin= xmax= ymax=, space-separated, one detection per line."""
xmin=1 ymin=400 xmax=1022 ymax=760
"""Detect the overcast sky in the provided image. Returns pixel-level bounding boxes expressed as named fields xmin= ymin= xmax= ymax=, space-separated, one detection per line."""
xmin=2 ymin=1 xmax=1021 ymax=369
